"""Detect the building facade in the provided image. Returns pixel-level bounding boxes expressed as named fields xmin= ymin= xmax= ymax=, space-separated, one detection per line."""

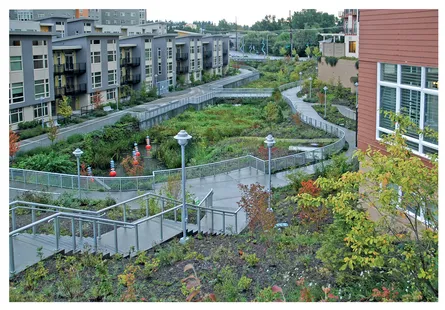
xmin=339 ymin=9 xmax=359 ymax=58
xmin=357 ymin=9 xmax=438 ymax=160
xmin=9 ymin=32 xmax=55 ymax=130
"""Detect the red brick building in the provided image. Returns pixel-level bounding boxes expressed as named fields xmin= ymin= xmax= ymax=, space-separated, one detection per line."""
xmin=357 ymin=9 xmax=438 ymax=160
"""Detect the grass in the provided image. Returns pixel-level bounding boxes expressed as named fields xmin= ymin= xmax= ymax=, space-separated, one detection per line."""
xmin=312 ymin=104 xmax=356 ymax=131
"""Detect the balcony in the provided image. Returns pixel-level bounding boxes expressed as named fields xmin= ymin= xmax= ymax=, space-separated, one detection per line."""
xmin=223 ymin=59 xmax=228 ymax=66
xmin=54 ymin=63 xmax=86 ymax=75
xmin=223 ymin=50 xmax=228 ymax=56
xmin=121 ymin=74 xmax=141 ymax=85
xmin=176 ymin=66 xmax=189 ymax=74
xmin=55 ymin=83 xmax=87 ymax=97
xmin=344 ymin=9 xmax=358 ymax=16
xmin=176 ymin=52 xmax=189 ymax=61
xmin=203 ymin=51 xmax=212 ymax=58
xmin=120 ymin=57 xmax=141 ymax=67
xmin=204 ymin=61 xmax=213 ymax=69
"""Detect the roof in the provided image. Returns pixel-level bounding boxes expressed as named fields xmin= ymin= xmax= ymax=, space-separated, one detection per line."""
xmin=120 ymin=43 xmax=137 ymax=48
xmin=53 ymin=33 xmax=120 ymax=42
xmin=34 ymin=16 xmax=69 ymax=21
xmin=119 ymin=33 xmax=155 ymax=40
xmin=52 ymin=45 xmax=82 ymax=50
xmin=9 ymin=31 xmax=52 ymax=37
xmin=39 ymin=23 xmax=54 ymax=26
xmin=67 ymin=17 xmax=97 ymax=23
xmin=153 ymin=33 xmax=177 ymax=39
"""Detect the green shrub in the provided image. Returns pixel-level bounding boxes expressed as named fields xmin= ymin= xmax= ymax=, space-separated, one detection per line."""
xmin=237 ymin=276 xmax=253 ymax=291
xmin=18 ymin=120 xmax=40 ymax=130
xmin=303 ymin=97 xmax=318 ymax=103
xmin=18 ymin=126 xmax=48 ymax=140
xmin=242 ymin=253 xmax=260 ymax=267
xmin=66 ymin=133 xmax=84 ymax=144
xmin=14 ymin=151 xmax=76 ymax=174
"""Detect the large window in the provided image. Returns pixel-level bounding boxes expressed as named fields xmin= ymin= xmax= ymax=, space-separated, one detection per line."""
xmin=158 ymin=63 xmax=162 ymax=75
xmin=145 ymin=48 xmax=152 ymax=61
xmin=145 ymin=65 xmax=152 ymax=77
xmin=9 ymin=82 xmax=24 ymax=104
xmin=91 ymin=51 xmax=101 ymax=63
xmin=9 ymin=108 xmax=23 ymax=124
xmin=33 ymin=102 xmax=48 ymax=118
xmin=108 ymin=70 xmax=117 ymax=85
xmin=92 ymin=72 xmax=102 ymax=88
xmin=377 ymin=63 xmax=439 ymax=157
xmin=190 ymin=45 xmax=194 ymax=54
xmin=167 ymin=62 xmax=173 ymax=74
xmin=106 ymin=89 xmax=116 ymax=100
xmin=33 ymin=55 xmax=48 ymax=69
xmin=10 ymin=56 xmax=22 ymax=71
xmin=157 ymin=48 xmax=161 ymax=59
xmin=107 ymin=50 xmax=116 ymax=62
xmin=167 ymin=47 xmax=173 ymax=59
xmin=34 ymin=79 xmax=50 ymax=99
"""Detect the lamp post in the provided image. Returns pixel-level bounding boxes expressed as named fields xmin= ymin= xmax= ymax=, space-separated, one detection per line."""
xmin=355 ymin=82 xmax=358 ymax=147
xmin=72 ymin=148 xmax=83 ymax=199
xmin=308 ymin=77 xmax=312 ymax=99
xmin=174 ymin=130 xmax=192 ymax=244
xmin=323 ymin=86 xmax=328 ymax=118
xmin=40 ymin=96 xmax=45 ymax=128
xmin=299 ymin=71 xmax=302 ymax=90
xmin=154 ymin=74 xmax=158 ymax=96
xmin=264 ymin=134 xmax=276 ymax=212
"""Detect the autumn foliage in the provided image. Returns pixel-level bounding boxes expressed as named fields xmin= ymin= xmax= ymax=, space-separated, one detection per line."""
xmin=296 ymin=179 xmax=329 ymax=231
xmin=120 ymin=155 xmax=144 ymax=176
xmin=237 ymin=183 xmax=276 ymax=233
xmin=9 ymin=129 xmax=20 ymax=159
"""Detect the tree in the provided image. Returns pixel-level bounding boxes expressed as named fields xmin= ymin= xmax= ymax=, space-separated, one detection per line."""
xmin=263 ymin=102 xmax=283 ymax=128
xmin=46 ymin=119 xmax=59 ymax=145
xmin=91 ymin=91 xmax=103 ymax=109
xmin=305 ymin=46 xmax=312 ymax=58
xmin=312 ymin=46 xmax=322 ymax=57
xmin=295 ymin=113 xmax=438 ymax=300
xmin=237 ymin=183 xmax=275 ymax=233
xmin=58 ymin=95 xmax=73 ymax=120
xmin=120 ymin=155 xmax=144 ymax=176
xmin=9 ymin=128 xmax=20 ymax=160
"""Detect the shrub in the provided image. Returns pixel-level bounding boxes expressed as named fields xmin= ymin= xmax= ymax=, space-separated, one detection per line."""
xmin=66 ymin=133 xmax=84 ymax=144
xmin=303 ymin=97 xmax=318 ymax=103
xmin=325 ymin=56 xmax=338 ymax=67
xmin=18 ymin=126 xmax=48 ymax=140
xmin=237 ymin=276 xmax=252 ymax=291
xmin=18 ymin=120 xmax=40 ymax=130
xmin=242 ymin=253 xmax=260 ymax=267
xmin=15 ymin=151 xmax=76 ymax=174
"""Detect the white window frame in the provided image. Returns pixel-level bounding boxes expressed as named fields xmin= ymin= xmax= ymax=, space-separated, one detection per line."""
xmin=34 ymin=79 xmax=50 ymax=99
xmin=91 ymin=51 xmax=101 ymax=63
xmin=106 ymin=89 xmax=116 ymax=100
xmin=10 ymin=82 xmax=24 ymax=104
xmin=158 ymin=63 xmax=162 ymax=75
xmin=92 ymin=72 xmax=102 ymax=88
xmin=33 ymin=55 xmax=48 ymax=69
xmin=9 ymin=108 xmax=23 ymax=124
xmin=190 ymin=45 xmax=194 ymax=54
xmin=10 ymin=56 xmax=22 ymax=71
xmin=33 ymin=102 xmax=49 ymax=119
xmin=167 ymin=62 xmax=173 ymax=74
xmin=145 ymin=48 xmax=152 ymax=61
xmin=107 ymin=50 xmax=117 ymax=62
xmin=157 ymin=48 xmax=162 ymax=59
xmin=108 ymin=69 xmax=117 ymax=85
xmin=376 ymin=63 xmax=438 ymax=158
xmin=145 ymin=65 xmax=152 ymax=77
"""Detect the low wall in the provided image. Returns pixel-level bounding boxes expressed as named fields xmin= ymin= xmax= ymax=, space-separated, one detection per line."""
xmin=317 ymin=57 xmax=358 ymax=90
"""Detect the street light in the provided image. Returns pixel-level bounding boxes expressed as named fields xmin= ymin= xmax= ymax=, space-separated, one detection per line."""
xmin=323 ymin=86 xmax=328 ymax=118
xmin=40 ymin=96 xmax=45 ymax=128
xmin=299 ymin=71 xmax=302 ymax=90
xmin=72 ymin=148 xmax=83 ymax=199
xmin=355 ymin=82 xmax=358 ymax=147
xmin=308 ymin=77 xmax=312 ymax=99
xmin=154 ymin=74 xmax=158 ymax=96
xmin=264 ymin=134 xmax=276 ymax=212
xmin=174 ymin=129 xmax=192 ymax=244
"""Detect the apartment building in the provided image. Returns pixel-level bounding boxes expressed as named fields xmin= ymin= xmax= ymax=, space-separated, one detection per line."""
xmin=339 ymin=9 xmax=359 ymax=58
xmin=152 ymin=34 xmax=177 ymax=92
xmin=9 ymin=32 xmax=55 ymax=130
xmin=175 ymin=33 xmax=204 ymax=83
xmin=202 ymin=35 xmax=225 ymax=76
xmin=10 ymin=9 xmax=76 ymax=21
xmin=357 ymin=9 xmax=438 ymax=160
xmin=99 ymin=9 xmax=147 ymax=26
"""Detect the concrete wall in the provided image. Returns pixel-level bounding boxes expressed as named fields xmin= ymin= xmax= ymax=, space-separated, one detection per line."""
xmin=321 ymin=43 xmax=345 ymax=57
xmin=317 ymin=57 xmax=358 ymax=90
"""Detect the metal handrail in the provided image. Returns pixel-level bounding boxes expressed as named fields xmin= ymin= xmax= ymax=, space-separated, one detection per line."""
xmin=9 ymin=201 xmax=98 ymax=215
xmin=133 ymin=205 xmax=182 ymax=225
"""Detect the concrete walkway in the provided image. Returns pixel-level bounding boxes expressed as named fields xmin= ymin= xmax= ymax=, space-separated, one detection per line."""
xmin=334 ymin=104 xmax=356 ymax=120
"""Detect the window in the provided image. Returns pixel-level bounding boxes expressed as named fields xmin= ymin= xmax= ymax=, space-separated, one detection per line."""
xmin=131 ymin=20 xmax=135 ymax=25
xmin=34 ymin=79 xmax=50 ymax=99
xmin=33 ymin=55 xmax=48 ymax=69
xmin=190 ymin=59 xmax=195 ymax=70
xmin=38 ymin=14 xmax=44 ymax=18
xmin=107 ymin=89 xmax=116 ymax=100
xmin=167 ymin=62 xmax=173 ymax=74
xmin=167 ymin=47 xmax=172 ymax=58
xmin=197 ymin=45 xmax=201 ymax=53
xmin=145 ymin=48 xmax=152 ymax=61
xmin=145 ymin=39 xmax=152 ymax=43
xmin=10 ymin=56 xmax=22 ymax=71
xmin=114 ymin=11 xmax=118 ymax=17
xmin=108 ymin=69 xmax=117 ymax=85
xmin=168 ymin=76 xmax=173 ymax=86
xmin=105 ymin=12 xmax=110 ymax=17
xmin=9 ymin=82 xmax=24 ymax=104
xmin=120 ymin=12 xmax=125 ymax=17
xmin=157 ymin=48 xmax=161 ymax=58
xmin=91 ymin=51 xmax=101 ymax=63
xmin=33 ymin=102 xmax=48 ymax=118
xmin=107 ymin=50 xmax=116 ymax=62
xmin=145 ymin=65 xmax=152 ymax=77
xmin=92 ymin=72 xmax=101 ymax=88
xmin=90 ymin=39 xmax=100 ymax=45
xmin=197 ymin=59 xmax=201 ymax=69
xmin=106 ymin=20 xmax=110 ymax=25
xmin=32 ymin=40 xmax=47 ymax=46
xmin=377 ymin=63 xmax=439 ymax=157
xmin=158 ymin=63 xmax=162 ymax=74
xmin=113 ymin=20 xmax=117 ymax=24
xmin=9 ymin=108 xmax=23 ymax=124
xmin=190 ymin=45 xmax=194 ymax=54
xmin=131 ymin=12 xmax=135 ymax=17
xmin=10 ymin=40 xmax=21 ymax=46
xmin=349 ymin=41 xmax=356 ymax=53
xmin=107 ymin=39 xmax=116 ymax=44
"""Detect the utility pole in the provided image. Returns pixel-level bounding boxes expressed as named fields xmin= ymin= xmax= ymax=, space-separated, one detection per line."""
xmin=235 ymin=16 xmax=238 ymax=51
xmin=289 ymin=10 xmax=293 ymax=57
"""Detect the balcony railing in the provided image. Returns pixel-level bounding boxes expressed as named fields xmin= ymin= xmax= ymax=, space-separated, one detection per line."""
xmin=121 ymin=74 xmax=141 ymax=85
xmin=54 ymin=63 xmax=86 ymax=75
xmin=55 ymin=83 xmax=87 ymax=97
xmin=176 ymin=52 xmax=189 ymax=61
xmin=203 ymin=51 xmax=212 ymax=58
xmin=120 ymin=57 xmax=141 ymax=67
xmin=176 ymin=66 xmax=189 ymax=74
